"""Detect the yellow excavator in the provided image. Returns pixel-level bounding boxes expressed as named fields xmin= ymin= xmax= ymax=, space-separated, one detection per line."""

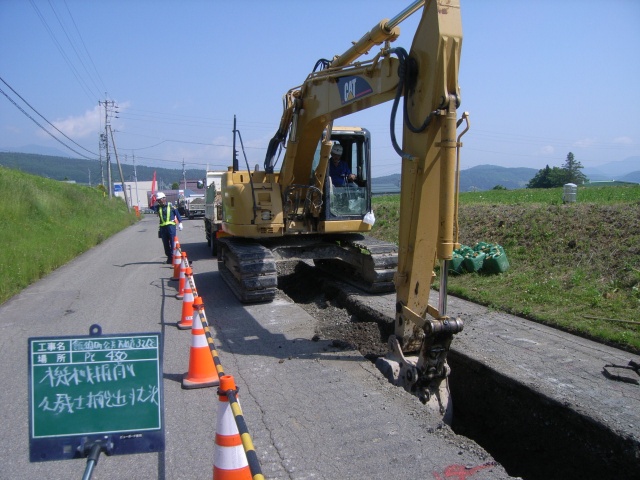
xmin=218 ymin=0 xmax=469 ymax=417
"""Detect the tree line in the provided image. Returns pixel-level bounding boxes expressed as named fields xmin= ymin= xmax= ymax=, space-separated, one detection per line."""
xmin=527 ymin=152 xmax=587 ymax=188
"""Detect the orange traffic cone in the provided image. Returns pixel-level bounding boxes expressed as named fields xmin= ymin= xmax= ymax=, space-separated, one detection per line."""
xmin=213 ymin=375 xmax=251 ymax=480
xmin=171 ymin=237 xmax=182 ymax=280
xmin=178 ymin=271 xmax=195 ymax=330
xmin=182 ymin=299 xmax=220 ymax=389
xmin=176 ymin=252 xmax=188 ymax=299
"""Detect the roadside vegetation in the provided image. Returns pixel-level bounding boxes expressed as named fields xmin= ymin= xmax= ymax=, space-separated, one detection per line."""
xmin=0 ymin=166 xmax=139 ymax=304
xmin=526 ymin=151 xmax=588 ymax=188
xmin=3 ymin=164 xmax=638 ymax=353
xmin=372 ymin=185 xmax=640 ymax=353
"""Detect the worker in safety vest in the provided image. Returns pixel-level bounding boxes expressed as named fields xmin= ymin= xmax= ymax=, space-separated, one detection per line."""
xmin=152 ymin=192 xmax=183 ymax=264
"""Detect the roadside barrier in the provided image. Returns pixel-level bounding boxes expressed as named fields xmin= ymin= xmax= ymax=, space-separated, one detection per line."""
xmin=195 ymin=298 xmax=226 ymax=380
xmin=176 ymin=252 xmax=188 ymax=299
xmin=178 ymin=269 xmax=195 ymax=330
xmin=213 ymin=375 xmax=255 ymax=480
xmin=172 ymin=237 xmax=182 ymax=280
xmin=187 ymin=265 xmax=199 ymax=297
xmin=167 ymin=245 xmax=263 ymax=478
xmin=222 ymin=383 xmax=263 ymax=480
xmin=195 ymin=295 xmax=263 ymax=478
xmin=182 ymin=296 xmax=220 ymax=389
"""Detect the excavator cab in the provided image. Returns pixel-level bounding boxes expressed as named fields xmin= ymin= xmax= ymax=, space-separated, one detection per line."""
xmin=311 ymin=128 xmax=372 ymax=220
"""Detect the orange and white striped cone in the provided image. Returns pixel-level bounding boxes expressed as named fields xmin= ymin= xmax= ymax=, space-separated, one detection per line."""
xmin=176 ymin=252 xmax=188 ymax=299
xmin=177 ymin=270 xmax=195 ymax=330
xmin=182 ymin=300 xmax=220 ymax=389
xmin=171 ymin=237 xmax=182 ymax=280
xmin=213 ymin=375 xmax=251 ymax=480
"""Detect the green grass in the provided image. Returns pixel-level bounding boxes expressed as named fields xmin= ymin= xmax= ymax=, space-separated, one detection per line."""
xmin=371 ymin=185 xmax=640 ymax=353
xmin=3 ymin=166 xmax=638 ymax=353
xmin=457 ymin=185 xmax=640 ymax=205
xmin=1 ymin=166 xmax=139 ymax=304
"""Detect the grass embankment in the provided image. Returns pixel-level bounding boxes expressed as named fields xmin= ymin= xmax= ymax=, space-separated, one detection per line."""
xmin=372 ymin=186 xmax=640 ymax=353
xmin=0 ymin=166 xmax=139 ymax=304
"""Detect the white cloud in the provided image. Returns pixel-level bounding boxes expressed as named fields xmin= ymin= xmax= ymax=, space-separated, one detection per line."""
xmin=39 ymin=105 xmax=102 ymax=139
xmin=5 ymin=125 xmax=22 ymax=135
xmin=612 ymin=136 xmax=633 ymax=145
xmin=573 ymin=137 xmax=596 ymax=148
xmin=539 ymin=145 xmax=555 ymax=155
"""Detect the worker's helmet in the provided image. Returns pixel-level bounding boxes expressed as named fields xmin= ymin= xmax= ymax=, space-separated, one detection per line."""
xmin=156 ymin=192 xmax=166 ymax=200
xmin=331 ymin=144 xmax=343 ymax=156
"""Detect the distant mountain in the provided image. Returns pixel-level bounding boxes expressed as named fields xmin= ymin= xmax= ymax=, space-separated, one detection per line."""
xmin=0 ymin=152 xmax=204 ymax=188
xmin=373 ymin=173 xmax=401 ymax=186
xmin=0 ymin=144 xmax=70 ymax=157
xmin=372 ymin=163 xmax=640 ymax=193
xmin=584 ymin=156 xmax=640 ymax=181
xmin=371 ymin=165 xmax=537 ymax=192
xmin=620 ymin=171 xmax=640 ymax=183
xmin=2 ymin=151 xmax=635 ymax=193
xmin=459 ymin=164 xmax=537 ymax=191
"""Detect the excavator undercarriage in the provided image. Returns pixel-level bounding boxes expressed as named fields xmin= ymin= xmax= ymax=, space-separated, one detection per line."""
xmin=217 ymin=235 xmax=398 ymax=304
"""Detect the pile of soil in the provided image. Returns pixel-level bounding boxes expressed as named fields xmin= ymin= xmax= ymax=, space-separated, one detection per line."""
xmin=277 ymin=261 xmax=389 ymax=357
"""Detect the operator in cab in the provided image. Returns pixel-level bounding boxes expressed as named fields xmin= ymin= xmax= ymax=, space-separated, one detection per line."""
xmin=329 ymin=143 xmax=356 ymax=186
xmin=152 ymin=192 xmax=183 ymax=264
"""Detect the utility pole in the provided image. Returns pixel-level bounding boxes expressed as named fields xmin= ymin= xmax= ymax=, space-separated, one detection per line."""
xmin=132 ymin=152 xmax=140 ymax=209
xmin=182 ymin=158 xmax=187 ymax=191
xmin=99 ymin=99 xmax=118 ymax=198
xmin=109 ymin=124 xmax=130 ymax=211
xmin=98 ymin=136 xmax=105 ymax=187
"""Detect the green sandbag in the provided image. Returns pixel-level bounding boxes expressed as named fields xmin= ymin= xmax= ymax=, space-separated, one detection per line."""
xmin=449 ymin=253 xmax=465 ymax=274
xmin=473 ymin=242 xmax=492 ymax=253
xmin=453 ymin=243 xmax=509 ymax=274
xmin=451 ymin=245 xmax=473 ymax=274
xmin=483 ymin=250 xmax=510 ymax=273
xmin=462 ymin=252 xmax=486 ymax=273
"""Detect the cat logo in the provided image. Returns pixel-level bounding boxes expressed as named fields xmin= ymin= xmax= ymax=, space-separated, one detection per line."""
xmin=337 ymin=75 xmax=373 ymax=105
xmin=344 ymin=78 xmax=357 ymax=101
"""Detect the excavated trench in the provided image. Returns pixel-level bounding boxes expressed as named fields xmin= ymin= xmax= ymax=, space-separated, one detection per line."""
xmin=277 ymin=261 xmax=638 ymax=480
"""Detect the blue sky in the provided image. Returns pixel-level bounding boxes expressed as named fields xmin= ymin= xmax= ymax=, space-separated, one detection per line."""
xmin=1 ymin=0 xmax=639 ymax=178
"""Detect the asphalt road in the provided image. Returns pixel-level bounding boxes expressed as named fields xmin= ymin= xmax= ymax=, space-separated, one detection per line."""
xmin=0 ymin=215 xmax=511 ymax=480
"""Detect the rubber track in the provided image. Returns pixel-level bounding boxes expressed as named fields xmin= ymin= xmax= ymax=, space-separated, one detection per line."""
xmin=218 ymin=238 xmax=277 ymax=303
xmin=315 ymin=236 xmax=398 ymax=293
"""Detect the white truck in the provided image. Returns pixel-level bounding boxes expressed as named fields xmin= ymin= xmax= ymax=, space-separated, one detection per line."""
xmin=203 ymin=170 xmax=225 ymax=255
xmin=185 ymin=194 xmax=205 ymax=219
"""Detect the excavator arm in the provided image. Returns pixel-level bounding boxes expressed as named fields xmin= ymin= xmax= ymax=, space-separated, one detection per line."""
xmin=274 ymin=54 xmax=400 ymax=191
xmin=386 ymin=1 xmax=468 ymax=416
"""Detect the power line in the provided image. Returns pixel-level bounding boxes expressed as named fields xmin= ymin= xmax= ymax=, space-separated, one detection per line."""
xmin=62 ymin=0 xmax=108 ymax=95
xmin=115 ymin=131 xmax=266 ymax=151
xmin=0 ymin=76 xmax=98 ymax=158
xmin=28 ymin=0 xmax=100 ymax=103
xmin=469 ymin=129 xmax=634 ymax=151
xmin=123 ymin=107 xmax=277 ymax=129
xmin=0 ymin=85 xmax=96 ymax=160
xmin=46 ymin=0 xmax=105 ymax=99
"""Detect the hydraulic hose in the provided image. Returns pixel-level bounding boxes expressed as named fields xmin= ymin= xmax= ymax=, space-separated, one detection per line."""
xmin=388 ymin=47 xmax=438 ymax=159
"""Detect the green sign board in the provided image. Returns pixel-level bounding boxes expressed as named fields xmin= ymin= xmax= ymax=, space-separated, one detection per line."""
xmin=28 ymin=332 xmax=164 ymax=462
